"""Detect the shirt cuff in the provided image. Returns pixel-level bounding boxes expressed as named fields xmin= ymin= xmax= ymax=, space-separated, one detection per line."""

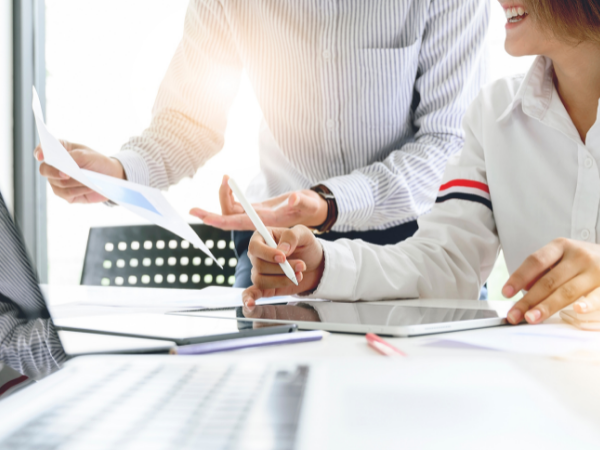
xmin=112 ymin=150 xmax=150 ymax=186
xmin=309 ymin=239 xmax=358 ymax=300
xmin=321 ymin=172 xmax=374 ymax=229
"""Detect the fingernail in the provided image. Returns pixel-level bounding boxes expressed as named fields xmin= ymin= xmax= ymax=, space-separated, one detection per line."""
xmin=508 ymin=309 xmax=522 ymax=324
xmin=525 ymin=309 xmax=542 ymax=324
xmin=59 ymin=171 xmax=69 ymax=179
xmin=274 ymin=255 xmax=285 ymax=264
xmin=278 ymin=243 xmax=290 ymax=254
xmin=502 ymin=285 xmax=515 ymax=298
xmin=575 ymin=300 xmax=588 ymax=312
xmin=242 ymin=296 xmax=255 ymax=311
xmin=295 ymin=263 xmax=303 ymax=272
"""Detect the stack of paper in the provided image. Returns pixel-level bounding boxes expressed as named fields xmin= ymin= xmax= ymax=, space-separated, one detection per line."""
xmin=430 ymin=322 xmax=600 ymax=357
xmin=43 ymin=285 xmax=296 ymax=319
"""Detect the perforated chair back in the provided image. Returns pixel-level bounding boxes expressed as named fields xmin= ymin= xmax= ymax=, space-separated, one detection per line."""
xmin=81 ymin=224 xmax=237 ymax=289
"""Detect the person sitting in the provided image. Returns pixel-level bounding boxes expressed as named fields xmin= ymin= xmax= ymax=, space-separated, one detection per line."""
xmin=242 ymin=0 xmax=600 ymax=326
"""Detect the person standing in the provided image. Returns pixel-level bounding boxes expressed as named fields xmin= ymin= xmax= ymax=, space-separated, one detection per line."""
xmin=35 ymin=1 xmax=489 ymax=288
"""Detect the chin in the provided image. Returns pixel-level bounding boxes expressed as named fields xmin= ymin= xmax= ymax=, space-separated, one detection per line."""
xmin=504 ymin=40 xmax=536 ymax=57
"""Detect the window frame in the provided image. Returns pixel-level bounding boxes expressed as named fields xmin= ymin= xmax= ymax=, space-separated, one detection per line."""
xmin=13 ymin=0 xmax=47 ymax=282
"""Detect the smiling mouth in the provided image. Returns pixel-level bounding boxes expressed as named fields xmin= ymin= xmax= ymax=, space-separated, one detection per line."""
xmin=505 ymin=6 xmax=528 ymax=23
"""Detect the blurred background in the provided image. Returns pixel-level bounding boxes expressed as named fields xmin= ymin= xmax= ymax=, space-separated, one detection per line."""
xmin=42 ymin=0 xmax=532 ymax=298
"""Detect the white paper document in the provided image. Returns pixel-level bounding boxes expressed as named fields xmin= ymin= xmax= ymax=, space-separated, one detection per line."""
xmin=31 ymin=87 xmax=219 ymax=266
xmin=432 ymin=323 xmax=600 ymax=356
xmin=42 ymin=285 xmax=295 ymax=315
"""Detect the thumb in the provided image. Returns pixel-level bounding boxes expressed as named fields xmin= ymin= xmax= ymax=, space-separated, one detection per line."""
xmin=59 ymin=140 xmax=89 ymax=152
xmin=219 ymin=174 xmax=238 ymax=215
xmin=69 ymin=149 xmax=96 ymax=170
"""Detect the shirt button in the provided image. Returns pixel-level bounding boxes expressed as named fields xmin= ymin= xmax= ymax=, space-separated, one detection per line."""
xmin=322 ymin=49 xmax=332 ymax=60
xmin=581 ymin=229 xmax=590 ymax=240
xmin=585 ymin=157 xmax=594 ymax=169
xmin=326 ymin=119 xmax=335 ymax=128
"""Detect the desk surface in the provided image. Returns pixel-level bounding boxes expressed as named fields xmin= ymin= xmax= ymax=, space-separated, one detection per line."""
xmin=44 ymin=285 xmax=600 ymax=427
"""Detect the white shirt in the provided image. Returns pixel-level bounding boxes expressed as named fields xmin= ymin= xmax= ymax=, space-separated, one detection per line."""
xmin=113 ymin=0 xmax=488 ymax=232
xmin=312 ymin=56 xmax=600 ymax=300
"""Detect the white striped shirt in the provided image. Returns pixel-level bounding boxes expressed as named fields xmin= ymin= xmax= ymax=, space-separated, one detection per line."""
xmin=115 ymin=0 xmax=489 ymax=232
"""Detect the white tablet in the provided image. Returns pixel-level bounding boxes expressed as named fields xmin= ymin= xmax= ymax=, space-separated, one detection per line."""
xmin=182 ymin=302 xmax=507 ymax=337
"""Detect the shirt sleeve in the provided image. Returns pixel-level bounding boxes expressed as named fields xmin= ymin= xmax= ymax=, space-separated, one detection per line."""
xmin=0 ymin=304 xmax=65 ymax=380
xmin=310 ymin=93 xmax=501 ymax=301
xmin=113 ymin=0 xmax=243 ymax=188
xmin=0 ymin=196 xmax=67 ymax=380
xmin=322 ymin=0 xmax=489 ymax=229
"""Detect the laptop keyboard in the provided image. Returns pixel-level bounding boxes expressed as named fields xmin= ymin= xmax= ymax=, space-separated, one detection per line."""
xmin=1 ymin=362 xmax=309 ymax=450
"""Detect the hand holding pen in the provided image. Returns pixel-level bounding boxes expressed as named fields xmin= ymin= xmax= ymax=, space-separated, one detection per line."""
xmin=242 ymin=226 xmax=326 ymax=309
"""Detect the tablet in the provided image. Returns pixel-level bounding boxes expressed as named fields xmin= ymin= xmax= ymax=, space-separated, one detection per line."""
xmin=54 ymin=313 xmax=297 ymax=345
xmin=180 ymin=302 xmax=507 ymax=337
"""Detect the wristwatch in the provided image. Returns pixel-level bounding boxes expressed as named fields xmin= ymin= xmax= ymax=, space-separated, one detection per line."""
xmin=310 ymin=184 xmax=338 ymax=234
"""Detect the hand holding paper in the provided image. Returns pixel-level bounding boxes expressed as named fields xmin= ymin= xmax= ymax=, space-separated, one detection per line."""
xmin=32 ymin=87 xmax=220 ymax=267
xmin=35 ymin=140 xmax=124 ymax=204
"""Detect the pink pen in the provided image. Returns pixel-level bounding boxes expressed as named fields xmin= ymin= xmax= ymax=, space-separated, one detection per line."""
xmin=365 ymin=333 xmax=407 ymax=357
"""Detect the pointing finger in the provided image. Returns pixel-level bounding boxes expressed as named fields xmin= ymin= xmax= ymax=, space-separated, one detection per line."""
xmin=503 ymin=239 xmax=566 ymax=298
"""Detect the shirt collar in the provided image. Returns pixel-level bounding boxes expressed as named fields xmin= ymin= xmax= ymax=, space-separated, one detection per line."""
xmin=497 ymin=55 xmax=554 ymax=123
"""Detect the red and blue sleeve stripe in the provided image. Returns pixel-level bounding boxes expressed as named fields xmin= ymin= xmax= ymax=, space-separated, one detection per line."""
xmin=436 ymin=179 xmax=492 ymax=211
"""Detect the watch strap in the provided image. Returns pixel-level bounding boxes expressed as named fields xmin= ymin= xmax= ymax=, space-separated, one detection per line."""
xmin=310 ymin=184 xmax=338 ymax=234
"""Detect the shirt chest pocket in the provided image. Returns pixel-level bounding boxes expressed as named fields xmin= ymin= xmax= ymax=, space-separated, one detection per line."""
xmin=359 ymin=41 xmax=420 ymax=128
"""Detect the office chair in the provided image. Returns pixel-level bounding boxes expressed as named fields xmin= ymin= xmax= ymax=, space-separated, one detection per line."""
xmin=81 ymin=224 xmax=237 ymax=289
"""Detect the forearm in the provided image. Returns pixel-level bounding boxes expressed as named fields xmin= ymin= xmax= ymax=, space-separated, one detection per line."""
xmin=322 ymin=132 xmax=463 ymax=229
xmin=115 ymin=112 xmax=226 ymax=189
xmin=114 ymin=0 xmax=242 ymax=189
xmin=312 ymin=201 xmax=499 ymax=301
xmin=0 ymin=307 xmax=66 ymax=380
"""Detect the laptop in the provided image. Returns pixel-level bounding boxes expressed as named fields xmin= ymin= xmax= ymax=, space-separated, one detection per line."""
xmin=2 ymin=193 xmax=600 ymax=449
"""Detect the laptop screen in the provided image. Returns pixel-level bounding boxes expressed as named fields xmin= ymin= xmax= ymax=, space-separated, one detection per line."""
xmin=0 ymin=191 xmax=66 ymax=379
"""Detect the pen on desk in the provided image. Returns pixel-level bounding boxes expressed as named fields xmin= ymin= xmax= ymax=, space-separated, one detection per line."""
xmin=365 ymin=333 xmax=407 ymax=357
xmin=228 ymin=177 xmax=298 ymax=286
xmin=170 ymin=330 xmax=326 ymax=355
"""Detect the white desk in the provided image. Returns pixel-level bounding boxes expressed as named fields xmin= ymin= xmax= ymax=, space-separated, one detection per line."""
xmin=44 ymin=285 xmax=600 ymax=427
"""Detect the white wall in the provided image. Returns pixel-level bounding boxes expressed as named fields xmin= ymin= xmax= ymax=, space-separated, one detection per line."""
xmin=0 ymin=0 xmax=13 ymax=212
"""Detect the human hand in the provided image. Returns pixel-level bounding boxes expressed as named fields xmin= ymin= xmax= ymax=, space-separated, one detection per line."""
xmin=503 ymin=238 xmax=600 ymax=325
xmin=189 ymin=175 xmax=328 ymax=230
xmin=241 ymin=225 xmax=325 ymax=309
xmin=34 ymin=140 xmax=125 ymax=204
xmin=241 ymin=304 xmax=320 ymax=327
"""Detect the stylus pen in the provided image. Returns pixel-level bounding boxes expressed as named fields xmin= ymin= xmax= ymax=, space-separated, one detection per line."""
xmin=365 ymin=333 xmax=407 ymax=357
xmin=228 ymin=177 xmax=298 ymax=286
xmin=170 ymin=330 xmax=326 ymax=355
